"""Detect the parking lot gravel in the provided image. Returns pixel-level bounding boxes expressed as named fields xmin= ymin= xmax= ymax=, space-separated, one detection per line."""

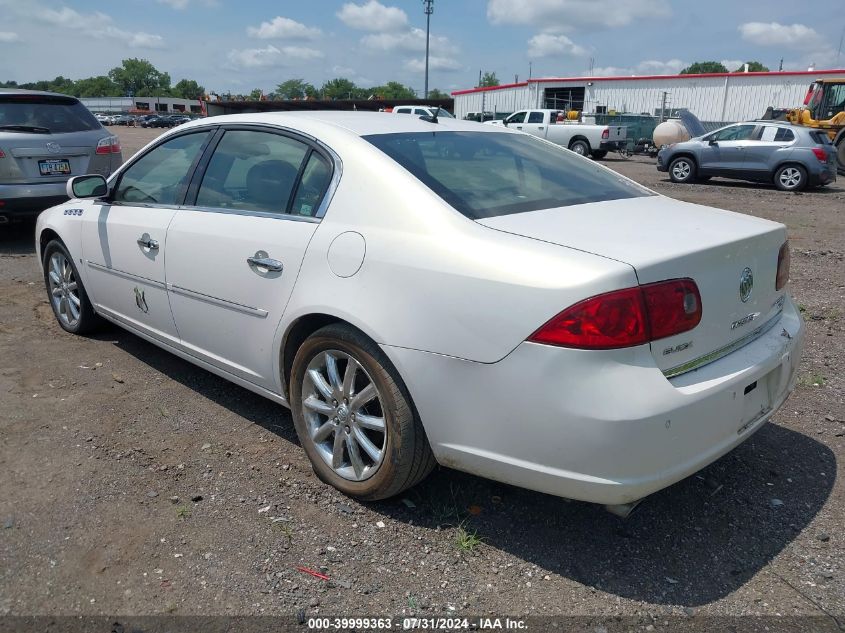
xmin=1 ymin=126 xmax=843 ymax=627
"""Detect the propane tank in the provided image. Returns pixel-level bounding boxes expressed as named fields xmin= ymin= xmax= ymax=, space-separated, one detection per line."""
xmin=653 ymin=119 xmax=690 ymax=146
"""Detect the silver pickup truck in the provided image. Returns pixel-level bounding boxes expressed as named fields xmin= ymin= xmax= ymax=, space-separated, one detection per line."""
xmin=486 ymin=109 xmax=626 ymax=160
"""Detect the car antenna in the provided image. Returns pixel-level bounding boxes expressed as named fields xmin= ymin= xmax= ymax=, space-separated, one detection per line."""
xmin=420 ymin=106 xmax=439 ymax=124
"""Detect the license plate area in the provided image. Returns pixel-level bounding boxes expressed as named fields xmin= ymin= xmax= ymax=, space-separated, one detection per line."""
xmin=737 ymin=368 xmax=776 ymax=434
xmin=38 ymin=159 xmax=71 ymax=176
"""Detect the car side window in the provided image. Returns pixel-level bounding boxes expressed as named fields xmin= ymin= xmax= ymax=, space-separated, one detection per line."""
xmin=773 ymin=127 xmax=795 ymax=142
xmin=290 ymin=152 xmax=333 ymax=217
xmin=113 ymin=131 xmax=211 ymax=205
xmin=414 ymin=109 xmax=429 ymax=115
xmin=195 ymin=130 xmax=309 ymax=215
xmin=527 ymin=111 xmax=544 ymax=124
xmin=507 ymin=112 xmax=527 ymax=124
xmin=710 ymin=124 xmax=756 ymax=142
xmin=395 ymin=108 xmax=411 ymax=114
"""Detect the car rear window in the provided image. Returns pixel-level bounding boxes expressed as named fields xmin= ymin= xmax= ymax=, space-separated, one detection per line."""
xmin=0 ymin=94 xmax=101 ymax=133
xmin=364 ymin=131 xmax=652 ymax=219
xmin=810 ymin=131 xmax=833 ymax=145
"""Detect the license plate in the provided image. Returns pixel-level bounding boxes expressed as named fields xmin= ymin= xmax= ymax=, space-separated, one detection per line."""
xmin=38 ymin=159 xmax=71 ymax=176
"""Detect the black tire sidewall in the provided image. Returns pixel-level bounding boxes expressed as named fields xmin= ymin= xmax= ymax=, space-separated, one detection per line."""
xmin=289 ymin=328 xmax=412 ymax=499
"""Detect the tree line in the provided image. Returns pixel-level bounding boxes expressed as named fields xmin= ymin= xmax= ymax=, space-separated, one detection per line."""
xmin=1 ymin=58 xmax=451 ymax=102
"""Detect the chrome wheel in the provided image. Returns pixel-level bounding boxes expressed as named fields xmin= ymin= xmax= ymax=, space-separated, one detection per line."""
xmin=571 ymin=141 xmax=588 ymax=156
xmin=301 ymin=349 xmax=387 ymax=481
xmin=778 ymin=167 xmax=802 ymax=189
xmin=671 ymin=159 xmax=692 ymax=181
xmin=47 ymin=252 xmax=81 ymax=328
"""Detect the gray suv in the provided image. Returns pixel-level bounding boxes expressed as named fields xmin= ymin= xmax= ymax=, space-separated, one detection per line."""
xmin=657 ymin=121 xmax=837 ymax=191
xmin=0 ymin=89 xmax=122 ymax=222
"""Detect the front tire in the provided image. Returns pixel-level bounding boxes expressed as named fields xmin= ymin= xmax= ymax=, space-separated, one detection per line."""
xmin=774 ymin=164 xmax=807 ymax=191
xmin=569 ymin=139 xmax=590 ymax=156
xmin=669 ymin=156 xmax=696 ymax=183
xmin=290 ymin=323 xmax=435 ymax=500
xmin=42 ymin=240 xmax=99 ymax=334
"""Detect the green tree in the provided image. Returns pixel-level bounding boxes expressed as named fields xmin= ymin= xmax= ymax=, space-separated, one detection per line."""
xmin=733 ymin=61 xmax=769 ymax=73
xmin=73 ymin=76 xmax=121 ymax=98
xmin=680 ymin=61 xmax=729 ymax=75
xmin=172 ymin=78 xmax=205 ymax=99
xmin=108 ymin=58 xmax=172 ymax=96
xmin=321 ymin=77 xmax=357 ymax=100
xmin=248 ymin=88 xmax=263 ymax=100
xmin=369 ymin=81 xmax=417 ymax=99
xmin=479 ymin=72 xmax=499 ymax=87
xmin=427 ymin=88 xmax=449 ymax=99
xmin=276 ymin=78 xmax=318 ymax=100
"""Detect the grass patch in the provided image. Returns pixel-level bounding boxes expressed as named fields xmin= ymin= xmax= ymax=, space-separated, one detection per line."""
xmin=175 ymin=505 xmax=191 ymax=519
xmin=798 ymin=373 xmax=827 ymax=388
xmin=454 ymin=523 xmax=483 ymax=552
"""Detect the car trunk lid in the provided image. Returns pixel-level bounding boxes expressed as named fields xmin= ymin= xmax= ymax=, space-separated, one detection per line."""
xmin=478 ymin=195 xmax=787 ymax=374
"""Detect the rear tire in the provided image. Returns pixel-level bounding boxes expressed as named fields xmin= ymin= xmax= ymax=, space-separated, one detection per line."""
xmin=774 ymin=164 xmax=807 ymax=191
xmin=569 ymin=139 xmax=590 ymax=157
xmin=668 ymin=156 xmax=696 ymax=183
xmin=835 ymin=140 xmax=845 ymax=176
xmin=290 ymin=323 xmax=435 ymax=500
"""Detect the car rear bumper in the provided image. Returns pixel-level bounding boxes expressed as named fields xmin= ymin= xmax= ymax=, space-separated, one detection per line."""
xmin=384 ymin=295 xmax=805 ymax=506
xmin=0 ymin=182 xmax=69 ymax=218
xmin=600 ymin=140 xmax=625 ymax=151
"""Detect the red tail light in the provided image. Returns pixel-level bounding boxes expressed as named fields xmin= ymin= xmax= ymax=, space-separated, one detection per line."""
xmin=601 ymin=128 xmax=610 ymax=140
xmin=96 ymin=136 xmax=120 ymax=154
xmin=528 ymin=279 xmax=702 ymax=350
xmin=811 ymin=147 xmax=827 ymax=162
xmin=776 ymin=241 xmax=790 ymax=290
xmin=0 ymin=149 xmax=5 ymax=158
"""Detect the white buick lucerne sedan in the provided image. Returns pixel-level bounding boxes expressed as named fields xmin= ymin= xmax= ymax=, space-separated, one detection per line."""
xmin=36 ymin=112 xmax=804 ymax=514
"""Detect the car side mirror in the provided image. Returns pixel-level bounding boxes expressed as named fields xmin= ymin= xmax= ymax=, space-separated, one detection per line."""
xmin=67 ymin=174 xmax=108 ymax=199
xmin=708 ymin=139 xmax=718 ymax=146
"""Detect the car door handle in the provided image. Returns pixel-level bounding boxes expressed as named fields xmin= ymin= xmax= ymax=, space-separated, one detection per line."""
xmin=137 ymin=235 xmax=159 ymax=250
xmin=515 ymin=126 xmax=522 ymax=130
xmin=247 ymin=255 xmax=283 ymax=272
xmin=538 ymin=126 xmax=544 ymax=130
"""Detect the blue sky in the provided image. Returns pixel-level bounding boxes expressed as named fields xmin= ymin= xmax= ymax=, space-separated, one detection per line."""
xmin=0 ymin=0 xmax=843 ymax=95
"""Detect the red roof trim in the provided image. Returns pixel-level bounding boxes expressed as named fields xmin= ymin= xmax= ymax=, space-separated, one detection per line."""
xmin=450 ymin=69 xmax=845 ymax=96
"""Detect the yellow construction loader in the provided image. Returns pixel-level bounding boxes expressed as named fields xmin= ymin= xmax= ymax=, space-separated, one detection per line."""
xmin=783 ymin=78 xmax=845 ymax=175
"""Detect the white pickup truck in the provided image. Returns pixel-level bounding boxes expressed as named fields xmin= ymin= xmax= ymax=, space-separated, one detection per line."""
xmin=485 ymin=109 xmax=626 ymax=159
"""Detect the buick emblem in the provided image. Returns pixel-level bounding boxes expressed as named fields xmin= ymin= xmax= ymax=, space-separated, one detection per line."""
xmin=45 ymin=142 xmax=62 ymax=154
xmin=739 ymin=267 xmax=753 ymax=303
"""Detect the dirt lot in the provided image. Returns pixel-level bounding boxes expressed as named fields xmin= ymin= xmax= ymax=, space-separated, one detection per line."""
xmin=1 ymin=125 xmax=844 ymax=628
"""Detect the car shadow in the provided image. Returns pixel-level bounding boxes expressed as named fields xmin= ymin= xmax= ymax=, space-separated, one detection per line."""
xmin=0 ymin=219 xmax=37 ymax=255
xmin=659 ymin=177 xmax=844 ymax=194
xmin=90 ymin=325 xmax=300 ymax=445
xmin=371 ymin=422 xmax=835 ymax=607
xmin=91 ymin=326 xmax=834 ymax=607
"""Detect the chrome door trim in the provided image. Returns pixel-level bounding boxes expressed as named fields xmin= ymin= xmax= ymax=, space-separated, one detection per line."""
xmin=166 ymin=283 xmax=269 ymax=318
xmin=85 ymin=260 xmax=166 ymax=289
xmin=178 ymin=205 xmax=322 ymax=222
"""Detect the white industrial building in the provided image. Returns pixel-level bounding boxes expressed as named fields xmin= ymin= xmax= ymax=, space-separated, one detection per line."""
xmin=80 ymin=96 xmax=204 ymax=115
xmin=451 ymin=69 xmax=845 ymax=123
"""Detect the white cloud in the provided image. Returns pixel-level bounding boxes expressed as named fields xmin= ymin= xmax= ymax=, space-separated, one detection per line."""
xmin=156 ymin=0 xmax=219 ymax=8
xmin=247 ymin=16 xmax=322 ymax=40
xmin=227 ymin=45 xmax=323 ymax=69
xmin=527 ymin=33 xmax=587 ymax=58
xmin=739 ymin=22 xmax=826 ymax=51
xmin=487 ymin=0 xmax=670 ymax=31
xmin=405 ymin=56 xmax=462 ymax=72
xmin=27 ymin=6 xmax=165 ymax=49
xmin=337 ymin=0 xmax=408 ymax=32
xmin=590 ymin=58 xmax=687 ymax=77
xmin=0 ymin=31 xmax=19 ymax=43
xmin=361 ymin=27 xmax=457 ymax=54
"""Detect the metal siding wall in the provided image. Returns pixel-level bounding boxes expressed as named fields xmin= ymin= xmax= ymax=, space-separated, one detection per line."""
xmin=453 ymin=74 xmax=823 ymax=123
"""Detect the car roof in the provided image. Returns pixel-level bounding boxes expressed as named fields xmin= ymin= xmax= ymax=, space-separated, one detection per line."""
xmin=181 ymin=110 xmax=504 ymax=138
xmin=0 ymin=88 xmax=79 ymax=100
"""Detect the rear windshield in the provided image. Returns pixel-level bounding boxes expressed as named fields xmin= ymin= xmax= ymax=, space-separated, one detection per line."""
xmin=809 ymin=131 xmax=832 ymax=145
xmin=364 ymin=131 xmax=652 ymax=219
xmin=0 ymin=95 xmax=101 ymax=133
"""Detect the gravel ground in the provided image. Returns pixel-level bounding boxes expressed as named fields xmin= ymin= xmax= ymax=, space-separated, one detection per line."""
xmin=0 ymin=126 xmax=843 ymax=627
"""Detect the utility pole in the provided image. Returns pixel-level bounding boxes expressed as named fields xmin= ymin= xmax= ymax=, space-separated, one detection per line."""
xmin=529 ymin=61 xmax=532 ymax=79
xmin=423 ymin=0 xmax=434 ymax=99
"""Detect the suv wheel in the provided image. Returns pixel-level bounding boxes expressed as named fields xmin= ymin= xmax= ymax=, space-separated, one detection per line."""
xmin=774 ymin=164 xmax=807 ymax=191
xmin=669 ymin=156 xmax=696 ymax=183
